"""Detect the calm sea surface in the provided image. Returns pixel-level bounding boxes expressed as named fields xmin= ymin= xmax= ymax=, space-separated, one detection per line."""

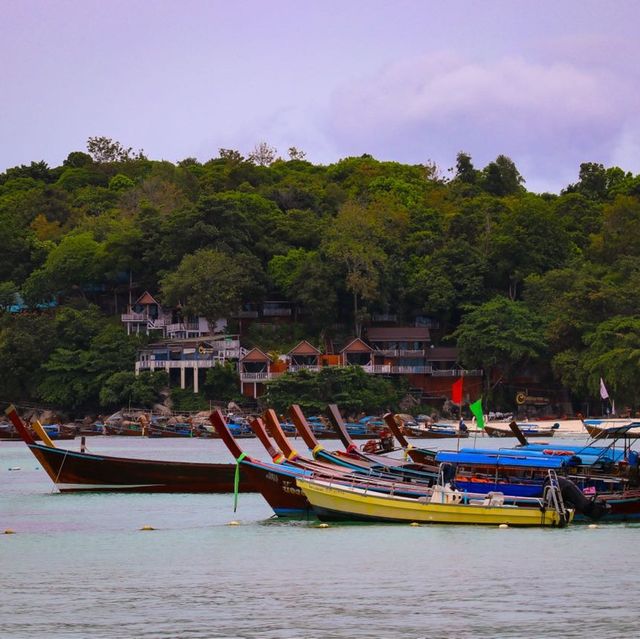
xmin=1 ymin=435 xmax=639 ymax=638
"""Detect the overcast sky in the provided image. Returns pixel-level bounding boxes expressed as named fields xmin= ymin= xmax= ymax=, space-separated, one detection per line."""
xmin=2 ymin=0 xmax=639 ymax=192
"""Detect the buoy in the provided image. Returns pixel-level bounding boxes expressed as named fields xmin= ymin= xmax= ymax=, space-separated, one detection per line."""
xmin=318 ymin=523 xmax=329 ymax=528
xmin=588 ymin=524 xmax=598 ymax=529
xmin=228 ymin=520 xmax=240 ymax=526
xmin=409 ymin=522 xmax=420 ymax=527
xmin=140 ymin=525 xmax=155 ymax=531
xmin=4 ymin=529 xmax=16 ymax=534
xmin=499 ymin=523 xmax=509 ymax=528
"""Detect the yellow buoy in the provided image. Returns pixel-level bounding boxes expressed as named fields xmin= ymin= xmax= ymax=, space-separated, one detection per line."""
xmin=140 ymin=525 xmax=155 ymax=531
xmin=4 ymin=529 xmax=16 ymax=534
xmin=318 ymin=523 xmax=329 ymax=528
xmin=499 ymin=523 xmax=509 ymax=529
xmin=228 ymin=520 xmax=240 ymax=526
xmin=409 ymin=522 xmax=420 ymax=527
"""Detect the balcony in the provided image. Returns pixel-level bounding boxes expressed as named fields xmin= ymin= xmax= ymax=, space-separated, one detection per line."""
xmin=375 ymin=349 xmax=427 ymax=357
xmin=288 ymin=365 xmax=321 ymax=373
xmin=135 ymin=359 xmax=227 ymax=373
xmin=240 ymin=372 xmax=283 ymax=382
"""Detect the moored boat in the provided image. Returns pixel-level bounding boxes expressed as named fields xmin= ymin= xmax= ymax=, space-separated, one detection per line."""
xmin=485 ymin=423 xmax=559 ymax=438
xmin=296 ymin=474 xmax=572 ymax=526
xmin=5 ymin=405 xmax=254 ymax=493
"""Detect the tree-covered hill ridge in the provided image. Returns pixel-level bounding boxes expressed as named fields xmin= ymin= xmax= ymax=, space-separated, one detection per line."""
xmin=1 ymin=138 xmax=639 ymax=413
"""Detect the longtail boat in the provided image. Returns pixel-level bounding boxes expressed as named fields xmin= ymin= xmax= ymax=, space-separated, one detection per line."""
xmin=383 ymin=413 xmax=438 ymax=466
xmin=297 ymin=472 xmax=573 ymax=527
xmin=583 ymin=420 xmax=640 ymax=440
xmin=402 ymin=421 xmax=470 ymax=439
xmin=210 ymin=409 xmax=313 ymax=516
xmin=5 ymin=405 xmax=254 ymax=493
xmin=287 ymin=406 xmax=437 ymax=482
xmin=485 ymin=423 xmax=559 ymax=438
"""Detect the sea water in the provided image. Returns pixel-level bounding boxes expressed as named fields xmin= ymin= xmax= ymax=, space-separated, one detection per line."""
xmin=1 ymin=436 xmax=638 ymax=638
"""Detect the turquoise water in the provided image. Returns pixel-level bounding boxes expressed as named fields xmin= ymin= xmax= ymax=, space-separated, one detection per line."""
xmin=1 ymin=436 xmax=639 ymax=638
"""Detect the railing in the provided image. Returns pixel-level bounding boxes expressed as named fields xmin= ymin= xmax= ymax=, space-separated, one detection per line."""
xmin=390 ymin=365 xmax=432 ymax=374
xmin=239 ymin=372 xmax=283 ymax=381
xmin=362 ymin=365 xmax=391 ymax=374
xmin=288 ymin=365 xmax=321 ymax=373
xmin=431 ymin=369 xmax=483 ymax=377
xmin=121 ymin=313 xmax=170 ymax=326
xmin=165 ymin=322 xmax=202 ymax=332
xmin=136 ymin=359 xmax=226 ymax=372
xmin=374 ymin=349 xmax=427 ymax=357
xmin=262 ymin=308 xmax=292 ymax=317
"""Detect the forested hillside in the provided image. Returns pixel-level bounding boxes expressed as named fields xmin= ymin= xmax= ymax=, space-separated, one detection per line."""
xmin=1 ymin=138 xmax=639 ymax=414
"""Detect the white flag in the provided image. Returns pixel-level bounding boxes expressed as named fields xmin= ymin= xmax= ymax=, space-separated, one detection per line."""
xmin=600 ymin=378 xmax=609 ymax=400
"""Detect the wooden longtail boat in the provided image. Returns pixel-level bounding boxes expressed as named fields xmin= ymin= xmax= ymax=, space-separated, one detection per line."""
xmin=5 ymin=405 xmax=254 ymax=493
xmin=383 ymin=413 xmax=438 ymax=467
xmin=485 ymin=423 xmax=559 ymax=438
xmin=210 ymin=410 xmax=314 ymax=516
xmin=296 ymin=475 xmax=573 ymax=526
xmin=403 ymin=422 xmax=470 ymax=439
xmin=288 ymin=406 xmax=437 ymax=482
xmin=583 ymin=420 xmax=640 ymax=440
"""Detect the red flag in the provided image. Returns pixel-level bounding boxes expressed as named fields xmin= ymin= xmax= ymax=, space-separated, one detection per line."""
xmin=451 ymin=378 xmax=463 ymax=404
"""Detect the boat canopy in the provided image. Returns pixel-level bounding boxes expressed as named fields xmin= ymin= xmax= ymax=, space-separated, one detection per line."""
xmin=435 ymin=451 xmax=567 ymax=469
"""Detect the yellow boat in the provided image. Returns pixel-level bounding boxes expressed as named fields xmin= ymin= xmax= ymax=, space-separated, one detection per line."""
xmin=296 ymin=478 xmax=573 ymax=527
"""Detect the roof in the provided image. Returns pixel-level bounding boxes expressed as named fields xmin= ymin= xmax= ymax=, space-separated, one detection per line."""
xmin=241 ymin=347 xmax=271 ymax=362
xmin=340 ymin=337 xmax=373 ymax=353
xmin=427 ymin=346 xmax=459 ymax=361
xmin=435 ymin=451 xmax=568 ymax=469
xmin=136 ymin=291 xmax=160 ymax=305
xmin=288 ymin=340 xmax=321 ymax=356
xmin=366 ymin=327 xmax=430 ymax=341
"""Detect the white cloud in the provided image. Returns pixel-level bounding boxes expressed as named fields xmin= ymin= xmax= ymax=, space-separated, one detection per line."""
xmin=324 ymin=52 xmax=638 ymax=191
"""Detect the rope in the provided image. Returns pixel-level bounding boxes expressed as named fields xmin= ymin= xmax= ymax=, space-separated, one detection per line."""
xmin=233 ymin=452 xmax=247 ymax=512
xmin=51 ymin=448 xmax=70 ymax=493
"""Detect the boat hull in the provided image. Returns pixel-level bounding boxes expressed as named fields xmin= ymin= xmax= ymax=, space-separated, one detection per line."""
xmin=26 ymin=443 xmax=255 ymax=493
xmin=297 ymin=479 xmax=568 ymax=526
xmin=485 ymin=425 xmax=555 ymax=438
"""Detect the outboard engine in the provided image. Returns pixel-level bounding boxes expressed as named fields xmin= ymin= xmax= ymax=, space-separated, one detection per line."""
xmin=440 ymin=462 xmax=457 ymax=488
xmin=556 ymin=477 xmax=609 ymax=520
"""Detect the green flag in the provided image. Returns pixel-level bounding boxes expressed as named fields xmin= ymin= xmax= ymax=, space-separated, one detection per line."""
xmin=470 ymin=397 xmax=485 ymax=430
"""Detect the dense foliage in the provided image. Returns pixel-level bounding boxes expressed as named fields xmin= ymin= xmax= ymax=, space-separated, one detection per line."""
xmin=264 ymin=367 xmax=407 ymax=415
xmin=1 ymin=139 xmax=639 ymax=413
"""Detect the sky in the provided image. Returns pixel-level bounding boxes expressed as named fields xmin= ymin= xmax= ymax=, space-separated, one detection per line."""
xmin=2 ymin=0 xmax=639 ymax=192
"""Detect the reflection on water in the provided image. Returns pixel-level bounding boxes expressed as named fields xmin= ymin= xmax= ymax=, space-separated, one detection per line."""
xmin=1 ymin=438 xmax=638 ymax=638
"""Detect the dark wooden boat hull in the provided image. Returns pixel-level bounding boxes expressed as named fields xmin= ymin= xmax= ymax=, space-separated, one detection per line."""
xmin=25 ymin=443 xmax=256 ymax=493
xmin=239 ymin=459 xmax=312 ymax=516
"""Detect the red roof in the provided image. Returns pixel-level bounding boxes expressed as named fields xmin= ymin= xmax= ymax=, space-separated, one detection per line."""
xmin=136 ymin=291 xmax=160 ymax=305
xmin=241 ymin=347 xmax=271 ymax=362
xmin=288 ymin=340 xmax=321 ymax=356
xmin=340 ymin=337 xmax=373 ymax=353
xmin=367 ymin=327 xmax=430 ymax=341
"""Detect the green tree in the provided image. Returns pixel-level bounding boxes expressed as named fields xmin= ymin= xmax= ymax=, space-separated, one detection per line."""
xmin=99 ymin=370 xmax=168 ymax=408
xmin=161 ymin=249 xmax=262 ymax=322
xmin=452 ymin=296 xmax=547 ymax=394
xmin=265 ymin=366 xmax=406 ymax=414
xmin=580 ymin=316 xmax=640 ymax=409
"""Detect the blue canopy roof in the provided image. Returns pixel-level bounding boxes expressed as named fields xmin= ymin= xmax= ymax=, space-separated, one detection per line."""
xmin=435 ymin=450 xmax=567 ymax=469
